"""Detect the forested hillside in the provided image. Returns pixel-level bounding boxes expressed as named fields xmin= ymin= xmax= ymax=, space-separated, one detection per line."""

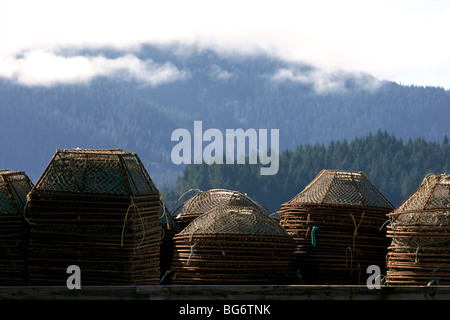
xmin=0 ymin=79 xmax=184 ymax=185
xmin=1 ymin=45 xmax=449 ymax=189
xmin=130 ymin=45 xmax=450 ymax=148
xmin=175 ymin=131 xmax=450 ymax=212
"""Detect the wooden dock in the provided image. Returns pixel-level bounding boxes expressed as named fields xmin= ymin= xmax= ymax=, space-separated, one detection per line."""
xmin=1 ymin=285 xmax=450 ymax=300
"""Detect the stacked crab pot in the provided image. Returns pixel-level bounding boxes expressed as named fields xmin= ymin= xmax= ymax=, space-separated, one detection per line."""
xmin=26 ymin=149 xmax=162 ymax=285
xmin=386 ymin=174 xmax=450 ymax=286
xmin=279 ymin=169 xmax=394 ymax=285
xmin=171 ymin=206 xmax=296 ymax=284
xmin=0 ymin=170 xmax=34 ymax=285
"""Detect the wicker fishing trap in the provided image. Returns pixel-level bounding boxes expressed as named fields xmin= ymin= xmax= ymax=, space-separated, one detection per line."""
xmin=386 ymin=173 xmax=450 ymax=286
xmin=171 ymin=206 xmax=296 ymax=285
xmin=26 ymin=149 xmax=162 ymax=285
xmin=279 ymin=169 xmax=394 ymax=285
xmin=0 ymin=170 xmax=34 ymax=285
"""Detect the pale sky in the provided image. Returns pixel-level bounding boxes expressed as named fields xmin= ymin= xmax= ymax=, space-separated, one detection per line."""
xmin=1 ymin=0 xmax=449 ymax=89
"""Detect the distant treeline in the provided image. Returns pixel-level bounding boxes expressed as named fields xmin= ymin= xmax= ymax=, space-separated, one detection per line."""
xmin=171 ymin=131 xmax=450 ymax=212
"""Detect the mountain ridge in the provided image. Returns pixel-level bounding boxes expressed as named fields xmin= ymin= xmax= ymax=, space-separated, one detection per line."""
xmin=1 ymin=44 xmax=449 ymax=189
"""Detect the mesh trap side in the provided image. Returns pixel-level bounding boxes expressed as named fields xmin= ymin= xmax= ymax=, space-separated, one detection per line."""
xmin=289 ymin=170 xmax=393 ymax=209
xmin=176 ymin=189 xmax=272 ymax=217
xmin=34 ymin=149 xmax=158 ymax=196
xmin=323 ymin=172 xmax=366 ymax=206
xmin=121 ymin=154 xmax=159 ymax=196
xmin=0 ymin=170 xmax=34 ymax=213
xmin=179 ymin=206 xmax=289 ymax=236
xmin=394 ymin=174 xmax=450 ymax=214
xmin=0 ymin=181 xmax=14 ymax=214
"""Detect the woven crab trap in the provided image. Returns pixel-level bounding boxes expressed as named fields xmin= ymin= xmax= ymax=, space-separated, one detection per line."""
xmin=279 ymin=169 xmax=394 ymax=285
xmin=170 ymin=206 xmax=296 ymax=285
xmin=0 ymin=170 xmax=34 ymax=285
xmin=26 ymin=149 xmax=162 ymax=285
xmin=385 ymin=173 xmax=450 ymax=286
xmin=173 ymin=188 xmax=275 ymax=230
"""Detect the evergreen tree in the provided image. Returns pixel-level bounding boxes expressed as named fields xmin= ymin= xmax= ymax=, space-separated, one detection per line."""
xmin=175 ymin=132 xmax=449 ymax=212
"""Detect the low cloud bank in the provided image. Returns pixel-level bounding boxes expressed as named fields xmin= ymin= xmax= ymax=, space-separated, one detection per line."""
xmin=271 ymin=67 xmax=383 ymax=94
xmin=0 ymin=51 xmax=188 ymax=87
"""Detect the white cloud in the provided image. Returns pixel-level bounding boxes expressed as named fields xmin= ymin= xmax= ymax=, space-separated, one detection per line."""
xmin=209 ymin=64 xmax=232 ymax=80
xmin=0 ymin=51 xmax=187 ymax=86
xmin=0 ymin=0 xmax=449 ymax=88
xmin=271 ymin=68 xmax=382 ymax=94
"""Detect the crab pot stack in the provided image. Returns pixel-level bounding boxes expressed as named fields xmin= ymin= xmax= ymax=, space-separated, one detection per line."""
xmin=279 ymin=170 xmax=394 ymax=285
xmin=0 ymin=170 xmax=34 ymax=285
xmin=26 ymin=149 xmax=162 ymax=286
xmin=174 ymin=188 xmax=276 ymax=230
xmin=171 ymin=206 xmax=296 ymax=285
xmin=386 ymin=174 xmax=450 ymax=286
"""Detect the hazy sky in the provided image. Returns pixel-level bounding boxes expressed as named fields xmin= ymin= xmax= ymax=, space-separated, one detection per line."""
xmin=1 ymin=0 xmax=449 ymax=88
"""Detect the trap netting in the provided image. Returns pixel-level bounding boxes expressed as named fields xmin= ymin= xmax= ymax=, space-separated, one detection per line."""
xmin=0 ymin=170 xmax=34 ymax=214
xmin=174 ymin=188 xmax=275 ymax=230
xmin=0 ymin=170 xmax=34 ymax=285
xmin=171 ymin=206 xmax=297 ymax=285
xmin=34 ymin=148 xmax=158 ymax=196
xmin=279 ymin=169 xmax=393 ymax=285
xmin=386 ymin=174 xmax=450 ymax=286
xmin=179 ymin=206 xmax=290 ymax=236
xmin=289 ymin=169 xmax=393 ymax=209
xmin=391 ymin=173 xmax=450 ymax=225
